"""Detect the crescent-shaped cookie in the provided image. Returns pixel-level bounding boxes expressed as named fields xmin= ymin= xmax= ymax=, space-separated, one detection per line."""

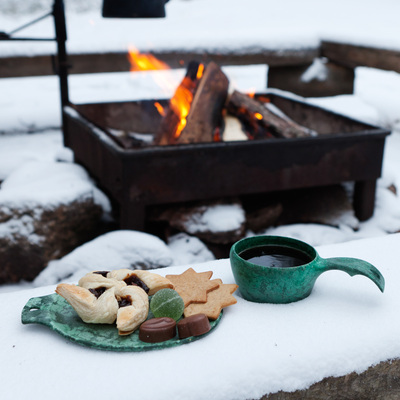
xmin=115 ymin=286 xmax=149 ymax=336
xmin=55 ymin=283 xmax=119 ymax=324
xmin=107 ymin=269 xmax=174 ymax=296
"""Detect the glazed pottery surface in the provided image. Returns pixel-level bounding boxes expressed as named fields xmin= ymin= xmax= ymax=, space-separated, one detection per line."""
xmin=21 ymin=293 xmax=221 ymax=351
xmin=230 ymin=235 xmax=385 ymax=304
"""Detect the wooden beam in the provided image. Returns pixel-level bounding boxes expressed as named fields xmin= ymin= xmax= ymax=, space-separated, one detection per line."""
xmin=321 ymin=41 xmax=400 ymax=73
xmin=0 ymin=47 xmax=320 ymax=78
xmin=268 ymin=61 xmax=354 ymax=97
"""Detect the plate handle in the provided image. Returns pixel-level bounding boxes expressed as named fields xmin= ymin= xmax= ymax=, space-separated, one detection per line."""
xmin=21 ymin=296 xmax=52 ymax=325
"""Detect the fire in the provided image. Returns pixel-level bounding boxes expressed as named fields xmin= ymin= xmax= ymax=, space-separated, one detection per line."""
xmin=127 ymin=45 xmax=169 ymax=72
xmin=254 ymin=112 xmax=263 ymax=120
xmin=247 ymin=89 xmax=256 ymax=99
xmin=170 ymin=78 xmax=194 ymax=138
xmin=127 ymin=46 xmax=205 ymax=140
xmin=154 ymin=102 xmax=166 ymax=117
xmin=197 ymin=64 xmax=205 ymax=80
xmin=170 ymin=63 xmax=205 ymax=139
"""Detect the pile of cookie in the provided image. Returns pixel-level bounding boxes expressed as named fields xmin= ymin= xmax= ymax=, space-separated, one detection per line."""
xmin=55 ymin=267 xmax=238 ymax=343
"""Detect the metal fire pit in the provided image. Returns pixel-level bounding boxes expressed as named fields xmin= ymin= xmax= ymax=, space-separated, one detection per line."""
xmin=63 ymin=93 xmax=390 ymax=231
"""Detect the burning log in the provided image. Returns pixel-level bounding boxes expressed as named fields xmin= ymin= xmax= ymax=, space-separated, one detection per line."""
xmin=154 ymin=61 xmax=203 ymax=145
xmin=176 ymin=62 xmax=229 ymax=144
xmin=226 ymin=90 xmax=314 ymax=139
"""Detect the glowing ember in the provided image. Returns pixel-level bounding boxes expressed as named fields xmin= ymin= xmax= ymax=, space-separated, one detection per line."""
xmin=127 ymin=45 xmax=169 ymax=72
xmin=154 ymin=102 xmax=166 ymax=117
xmin=254 ymin=112 xmax=263 ymax=120
xmin=247 ymin=90 xmax=256 ymax=99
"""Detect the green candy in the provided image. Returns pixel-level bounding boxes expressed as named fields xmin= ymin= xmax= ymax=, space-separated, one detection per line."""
xmin=150 ymin=289 xmax=185 ymax=321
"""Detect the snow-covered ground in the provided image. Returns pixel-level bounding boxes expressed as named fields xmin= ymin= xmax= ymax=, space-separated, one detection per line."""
xmin=1 ymin=0 xmax=400 ymax=58
xmin=1 ymin=0 xmax=400 ymax=294
xmin=2 ymin=3 xmax=400 ymax=398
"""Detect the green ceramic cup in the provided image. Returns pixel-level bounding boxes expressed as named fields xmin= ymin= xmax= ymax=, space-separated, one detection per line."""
xmin=230 ymin=235 xmax=385 ymax=304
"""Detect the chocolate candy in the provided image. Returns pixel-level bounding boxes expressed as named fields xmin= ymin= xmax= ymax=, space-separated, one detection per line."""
xmin=139 ymin=317 xmax=177 ymax=343
xmin=177 ymin=314 xmax=211 ymax=339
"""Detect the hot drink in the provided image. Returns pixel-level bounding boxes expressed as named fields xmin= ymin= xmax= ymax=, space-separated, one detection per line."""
xmin=239 ymin=245 xmax=312 ymax=268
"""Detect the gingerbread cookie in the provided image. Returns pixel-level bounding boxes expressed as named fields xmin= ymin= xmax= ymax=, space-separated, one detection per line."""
xmin=165 ymin=268 xmax=220 ymax=307
xmin=183 ymin=279 xmax=238 ymax=320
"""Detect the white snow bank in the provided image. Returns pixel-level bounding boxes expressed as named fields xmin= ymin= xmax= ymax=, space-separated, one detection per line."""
xmin=0 ymin=0 xmax=319 ymax=58
xmin=33 ymin=230 xmax=174 ymax=286
xmin=3 ymin=233 xmax=400 ymax=400
xmin=307 ymin=95 xmax=385 ymax=127
xmin=355 ymin=67 xmax=400 ymax=130
xmin=0 ymin=130 xmax=66 ymax=180
xmin=168 ymin=232 xmax=215 ymax=266
xmin=0 ymin=160 xmax=110 ymax=212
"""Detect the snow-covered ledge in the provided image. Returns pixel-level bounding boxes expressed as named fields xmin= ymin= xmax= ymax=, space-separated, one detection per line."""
xmin=3 ymin=233 xmax=400 ymax=400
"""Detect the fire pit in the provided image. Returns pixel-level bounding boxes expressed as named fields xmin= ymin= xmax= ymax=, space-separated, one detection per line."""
xmin=63 ymin=92 xmax=390 ymax=232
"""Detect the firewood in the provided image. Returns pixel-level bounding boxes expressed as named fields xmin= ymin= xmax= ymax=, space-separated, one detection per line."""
xmin=176 ymin=62 xmax=229 ymax=144
xmin=226 ymin=90 xmax=313 ymax=139
xmin=154 ymin=61 xmax=202 ymax=145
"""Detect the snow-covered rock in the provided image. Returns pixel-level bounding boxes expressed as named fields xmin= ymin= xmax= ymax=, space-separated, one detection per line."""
xmin=0 ymin=160 xmax=110 ymax=283
xmin=154 ymin=201 xmax=246 ymax=244
xmin=33 ymin=230 xmax=174 ymax=286
xmin=168 ymin=232 xmax=215 ymax=266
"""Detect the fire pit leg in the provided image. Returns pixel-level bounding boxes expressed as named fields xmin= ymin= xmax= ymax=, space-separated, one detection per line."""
xmin=353 ymin=179 xmax=377 ymax=222
xmin=120 ymin=201 xmax=146 ymax=231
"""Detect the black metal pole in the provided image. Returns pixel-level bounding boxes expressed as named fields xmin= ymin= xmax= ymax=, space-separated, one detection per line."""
xmin=52 ymin=0 xmax=69 ymax=131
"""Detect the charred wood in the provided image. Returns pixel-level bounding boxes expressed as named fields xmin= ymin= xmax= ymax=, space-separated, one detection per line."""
xmin=176 ymin=62 xmax=229 ymax=144
xmin=226 ymin=90 xmax=314 ymax=139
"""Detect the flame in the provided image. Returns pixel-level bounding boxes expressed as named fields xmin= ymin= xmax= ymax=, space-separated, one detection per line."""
xmin=128 ymin=45 xmax=169 ymax=72
xmin=127 ymin=46 xmax=203 ymax=140
xmin=247 ymin=89 xmax=256 ymax=99
xmin=154 ymin=102 xmax=166 ymax=117
xmin=254 ymin=112 xmax=263 ymax=120
xmin=170 ymin=77 xmax=194 ymax=138
xmin=197 ymin=64 xmax=205 ymax=80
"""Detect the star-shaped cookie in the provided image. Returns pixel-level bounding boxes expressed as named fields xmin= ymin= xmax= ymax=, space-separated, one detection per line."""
xmin=183 ymin=279 xmax=238 ymax=320
xmin=165 ymin=268 xmax=220 ymax=307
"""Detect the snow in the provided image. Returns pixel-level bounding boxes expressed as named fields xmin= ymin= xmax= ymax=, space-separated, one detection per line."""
xmin=300 ymin=58 xmax=329 ymax=83
xmin=33 ymin=230 xmax=175 ymax=286
xmin=168 ymin=232 xmax=216 ymax=266
xmin=2 ymin=0 xmax=400 ymax=59
xmin=0 ymin=160 xmax=110 ymax=213
xmin=1 ymin=1 xmax=400 ymax=396
xmin=2 ymin=233 xmax=400 ymax=400
xmin=185 ymin=204 xmax=245 ymax=234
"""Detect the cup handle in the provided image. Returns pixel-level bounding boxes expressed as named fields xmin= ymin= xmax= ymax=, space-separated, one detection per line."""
xmin=317 ymin=257 xmax=385 ymax=293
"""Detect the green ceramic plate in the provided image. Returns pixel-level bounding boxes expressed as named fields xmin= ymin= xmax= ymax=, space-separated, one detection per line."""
xmin=21 ymin=293 xmax=222 ymax=352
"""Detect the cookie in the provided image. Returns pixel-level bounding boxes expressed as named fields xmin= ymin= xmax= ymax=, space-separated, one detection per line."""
xmin=183 ymin=279 xmax=238 ymax=320
xmin=165 ymin=268 xmax=220 ymax=307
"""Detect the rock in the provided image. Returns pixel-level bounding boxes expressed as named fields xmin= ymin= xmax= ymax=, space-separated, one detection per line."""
xmin=388 ymin=184 xmax=397 ymax=196
xmin=168 ymin=232 xmax=215 ymax=266
xmin=259 ymin=358 xmax=400 ymax=400
xmin=276 ymin=184 xmax=359 ymax=230
xmin=246 ymin=203 xmax=283 ymax=232
xmin=151 ymin=199 xmax=246 ymax=244
xmin=0 ymin=161 xmax=111 ymax=284
xmin=34 ymin=230 xmax=174 ymax=286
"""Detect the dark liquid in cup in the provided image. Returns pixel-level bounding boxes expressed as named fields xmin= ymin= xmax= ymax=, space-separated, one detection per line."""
xmin=239 ymin=245 xmax=312 ymax=268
